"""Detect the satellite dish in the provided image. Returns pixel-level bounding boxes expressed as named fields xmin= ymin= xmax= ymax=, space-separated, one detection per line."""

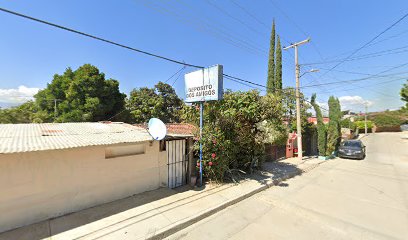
xmin=148 ymin=118 xmax=167 ymax=140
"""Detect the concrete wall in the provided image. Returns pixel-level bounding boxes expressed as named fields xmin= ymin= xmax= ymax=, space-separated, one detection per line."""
xmin=0 ymin=141 xmax=167 ymax=233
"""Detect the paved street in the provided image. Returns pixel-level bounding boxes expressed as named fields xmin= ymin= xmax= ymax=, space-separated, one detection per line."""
xmin=167 ymin=132 xmax=408 ymax=240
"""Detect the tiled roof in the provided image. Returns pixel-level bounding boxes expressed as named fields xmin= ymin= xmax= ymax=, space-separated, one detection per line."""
xmin=133 ymin=123 xmax=196 ymax=137
xmin=166 ymin=123 xmax=196 ymax=136
xmin=307 ymin=117 xmax=330 ymax=125
xmin=0 ymin=122 xmax=153 ymax=154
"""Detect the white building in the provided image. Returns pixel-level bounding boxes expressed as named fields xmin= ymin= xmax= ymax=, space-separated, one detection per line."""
xmin=0 ymin=122 xmax=192 ymax=233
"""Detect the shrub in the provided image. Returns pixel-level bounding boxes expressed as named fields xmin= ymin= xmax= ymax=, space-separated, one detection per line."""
xmin=311 ymin=94 xmax=327 ymax=156
xmin=189 ymin=90 xmax=287 ymax=182
xmin=369 ymin=111 xmax=407 ymax=128
xmin=354 ymin=120 xmax=374 ymax=130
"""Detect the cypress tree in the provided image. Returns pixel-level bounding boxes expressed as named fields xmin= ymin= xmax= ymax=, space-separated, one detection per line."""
xmin=326 ymin=96 xmax=343 ymax=156
xmin=326 ymin=96 xmax=338 ymax=156
xmin=311 ymin=94 xmax=327 ymax=156
xmin=266 ymin=20 xmax=276 ymax=94
xmin=275 ymin=35 xmax=282 ymax=92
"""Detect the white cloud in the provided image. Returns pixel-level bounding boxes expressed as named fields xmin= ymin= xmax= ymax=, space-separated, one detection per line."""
xmin=0 ymin=85 xmax=40 ymax=104
xmin=309 ymin=96 xmax=373 ymax=115
xmin=316 ymin=101 xmax=329 ymax=115
xmin=338 ymin=96 xmax=373 ymax=111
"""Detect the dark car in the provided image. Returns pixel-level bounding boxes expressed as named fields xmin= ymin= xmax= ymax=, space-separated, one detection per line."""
xmin=338 ymin=140 xmax=366 ymax=160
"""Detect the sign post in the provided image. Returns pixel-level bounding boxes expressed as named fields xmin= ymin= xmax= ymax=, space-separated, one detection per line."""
xmin=185 ymin=65 xmax=223 ymax=187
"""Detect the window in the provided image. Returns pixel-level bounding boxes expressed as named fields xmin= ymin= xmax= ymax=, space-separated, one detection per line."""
xmin=341 ymin=141 xmax=361 ymax=148
xmin=105 ymin=144 xmax=145 ymax=159
xmin=159 ymin=140 xmax=166 ymax=152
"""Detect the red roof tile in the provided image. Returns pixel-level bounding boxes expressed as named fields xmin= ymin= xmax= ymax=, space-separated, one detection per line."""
xmin=133 ymin=123 xmax=197 ymax=136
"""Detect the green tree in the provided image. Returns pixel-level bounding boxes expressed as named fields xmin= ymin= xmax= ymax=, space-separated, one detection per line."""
xmin=326 ymin=96 xmax=342 ymax=155
xmin=0 ymin=101 xmax=38 ymax=123
xmin=275 ymin=35 xmax=282 ymax=91
xmin=311 ymin=94 xmax=327 ymax=156
xmin=267 ymin=20 xmax=276 ymax=94
xmin=180 ymin=90 xmax=287 ymax=181
xmin=127 ymin=81 xmax=183 ymax=123
xmin=400 ymin=80 xmax=408 ymax=109
xmin=281 ymin=87 xmax=310 ymax=133
xmin=200 ymin=90 xmax=287 ymax=181
xmin=35 ymin=64 xmax=127 ymax=122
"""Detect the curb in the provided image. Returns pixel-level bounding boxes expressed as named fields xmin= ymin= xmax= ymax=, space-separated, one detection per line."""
xmin=147 ymin=168 xmax=304 ymax=240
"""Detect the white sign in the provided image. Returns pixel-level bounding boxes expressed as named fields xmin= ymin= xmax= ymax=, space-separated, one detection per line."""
xmin=184 ymin=65 xmax=223 ymax=103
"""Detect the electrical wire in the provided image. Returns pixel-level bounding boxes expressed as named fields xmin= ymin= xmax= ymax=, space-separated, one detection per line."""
xmin=223 ymin=74 xmax=330 ymax=112
xmin=165 ymin=66 xmax=187 ymax=83
xmin=143 ymin=0 xmax=267 ymax=56
xmin=302 ymin=62 xmax=408 ymax=89
xmin=319 ymin=12 xmax=408 ymax=77
xmin=171 ymin=67 xmax=186 ymax=87
xmin=267 ymin=0 xmax=325 ymax=61
xmin=229 ymin=0 xmax=269 ymax=29
xmin=2 ymin=6 xmax=401 ymax=108
xmin=0 ymin=7 xmax=204 ymax=69
xmin=303 ymin=46 xmax=408 ymax=66
xmin=204 ymin=0 xmax=265 ymax=37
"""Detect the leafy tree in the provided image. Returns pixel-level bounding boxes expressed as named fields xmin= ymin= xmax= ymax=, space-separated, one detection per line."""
xmin=182 ymin=90 xmax=287 ymax=181
xmin=0 ymin=101 xmax=38 ymax=123
xmin=311 ymin=94 xmax=327 ymax=156
xmin=127 ymin=81 xmax=183 ymax=123
xmin=203 ymin=90 xmax=287 ymax=180
xmin=354 ymin=120 xmax=374 ymax=130
xmin=400 ymin=80 xmax=408 ymax=109
xmin=368 ymin=110 xmax=408 ymax=128
xmin=275 ymin=35 xmax=282 ymax=91
xmin=267 ymin=20 xmax=276 ymax=94
xmin=281 ymin=87 xmax=311 ymax=133
xmin=341 ymin=118 xmax=356 ymax=131
xmin=326 ymin=96 xmax=342 ymax=155
xmin=35 ymin=64 xmax=127 ymax=122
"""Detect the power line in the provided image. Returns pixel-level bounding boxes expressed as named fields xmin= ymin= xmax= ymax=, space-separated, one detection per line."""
xmin=302 ymin=62 xmax=408 ymax=90
xmin=204 ymin=0 xmax=265 ymax=37
xmin=171 ymin=67 xmax=186 ymax=87
xmin=0 ymin=7 xmax=204 ymax=69
xmin=319 ymin=12 xmax=408 ymax=77
xmin=302 ymin=74 xmax=408 ymax=89
xmin=223 ymin=74 xmax=330 ymax=112
xmin=143 ymin=0 xmax=268 ymax=56
xmin=175 ymin=0 xmax=269 ymax=53
xmin=327 ymin=29 xmax=408 ymax=60
xmin=267 ymin=0 xmax=325 ymax=61
xmin=303 ymin=46 xmax=408 ymax=66
xmin=229 ymin=0 xmax=269 ymax=29
xmin=165 ymin=66 xmax=187 ymax=83
xmin=3 ymin=6 xmax=399 ymax=108
xmin=316 ymin=68 xmax=408 ymax=78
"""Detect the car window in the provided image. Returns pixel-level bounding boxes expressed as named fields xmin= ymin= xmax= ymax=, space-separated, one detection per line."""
xmin=342 ymin=141 xmax=361 ymax=147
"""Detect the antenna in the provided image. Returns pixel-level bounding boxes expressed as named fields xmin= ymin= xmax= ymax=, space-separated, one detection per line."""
xmin=147 ymin=118 xmax=167 ymax=140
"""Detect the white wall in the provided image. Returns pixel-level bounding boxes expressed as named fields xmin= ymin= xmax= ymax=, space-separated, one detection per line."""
xmin=0 ymin=141 xmax=167 ymax=233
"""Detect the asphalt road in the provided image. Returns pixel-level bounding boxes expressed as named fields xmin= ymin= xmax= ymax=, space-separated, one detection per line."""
xmin=167 ymin=132 xmax=408 ymax=240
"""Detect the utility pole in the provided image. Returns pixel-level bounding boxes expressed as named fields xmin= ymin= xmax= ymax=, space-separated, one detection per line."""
xmin=284 ymin=38 xmax=310 ymax=160
xmin=364 ymin=102 xmax=368 ymax=136
xmin=54 ymin=99 xmax=57 ymax=120
xmin=53 ymin=99 xmax=61 ymax=122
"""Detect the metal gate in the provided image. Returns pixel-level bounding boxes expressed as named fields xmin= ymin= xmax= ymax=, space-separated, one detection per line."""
xmin=167 ymin=139 xmax=188 ymax=188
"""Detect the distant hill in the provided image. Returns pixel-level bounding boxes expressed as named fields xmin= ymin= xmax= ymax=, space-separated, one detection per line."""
xmin=0 ymin=102 xmax=21 ymax=109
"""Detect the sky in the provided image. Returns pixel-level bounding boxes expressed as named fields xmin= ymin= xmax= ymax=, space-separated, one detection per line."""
xmin=1 ymin=0 xmax=408 ymax=113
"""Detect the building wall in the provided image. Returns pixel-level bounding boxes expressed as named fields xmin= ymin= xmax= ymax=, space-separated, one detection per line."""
xmin=0 ymin=141 xmax=167 ymax=233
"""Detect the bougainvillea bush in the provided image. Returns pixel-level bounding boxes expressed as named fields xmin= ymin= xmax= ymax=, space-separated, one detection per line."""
xmin=182 ymin=90 xmax=287 ymax=182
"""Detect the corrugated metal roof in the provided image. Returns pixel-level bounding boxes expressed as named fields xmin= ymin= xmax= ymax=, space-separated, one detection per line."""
xmin=0 ymin=122 xmax=153 ymax=154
